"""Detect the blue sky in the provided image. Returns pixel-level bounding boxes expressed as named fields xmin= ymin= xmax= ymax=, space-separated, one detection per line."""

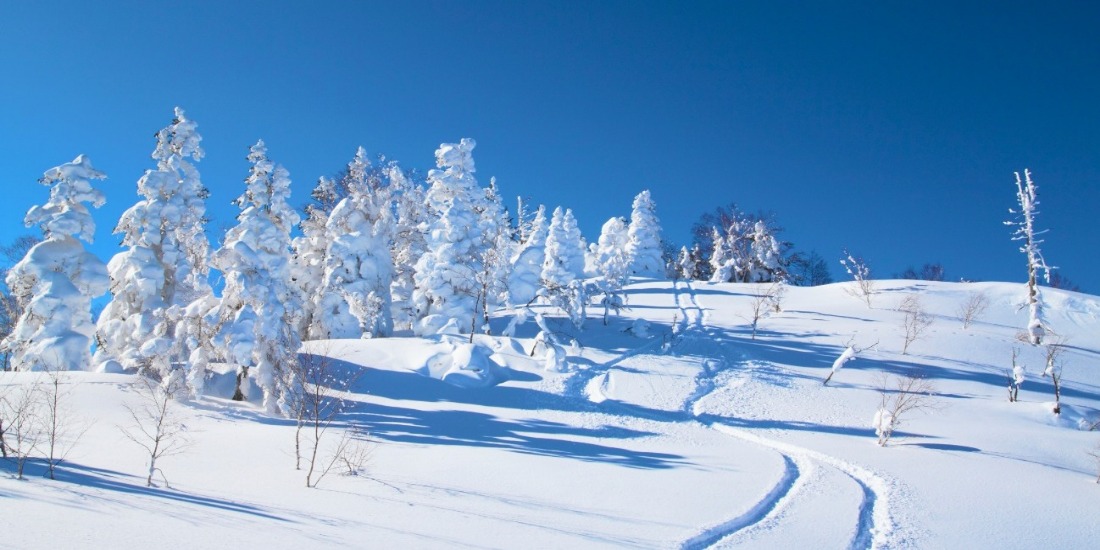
xmin=2 ymin=1 xmax=1098 ymax=289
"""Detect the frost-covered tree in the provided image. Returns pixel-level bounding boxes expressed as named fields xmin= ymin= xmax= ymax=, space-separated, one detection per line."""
xmin=748 ymin=220 xmax=784 ymax=282
xmin=593 ymin=216 xmax=630 ymax=324
xmin=541 ymin=207 xmax=587 ymax=328
xmin=508 ymin=204 xmax=548 ymax=307
xmin=1 ymin=156 xmax=109 ymax=371
xmin=1006 ymin=169 xmax=1051 ymax=345
xmin=96 ymin=108 xmax=212 ymax=379
xmin=389 ymin=166 xmax=428 ymax=331
xmin=413 ymin=138 xmax=489 ymax=335
xmin=314 ymin=147 xmax=395 ymax=339
xmin=291 ymin=176 xmax=337 ymax=340
xmin=212 ymin=141 xmax=303 ymax=415
xmin=472 ymin=177 xmax=515 ymax=333
xmin=626 ymin=190 xmax=664 ymax=278
xmin=709 ymin=227 xmax=733 ymax=283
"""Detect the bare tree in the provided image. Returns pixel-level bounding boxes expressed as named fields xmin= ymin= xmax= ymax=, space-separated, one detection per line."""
xmin=121 ymin=374 xmax=191 ymax=488
xmin=291 ymin=349 xmax=369 ymax=488
xmin=873 ymin=373 xmax=937 ymax=446
xmin=0 ymin=378 xmax=42 ymax=479
xmin=898 ymin=294 xmax=934 ymax=355
xmin=957 ymin=291 xmax=990 ymax=329
xmin=40 ymin=371 xmax=86 ymax=480
xmin=743 ymin=281 xmax=784 ymax=340
xmin=1042 ymin=335 xmax=1068 ymax=415
xmin=840 ymin=250 xmax=875 ymax=307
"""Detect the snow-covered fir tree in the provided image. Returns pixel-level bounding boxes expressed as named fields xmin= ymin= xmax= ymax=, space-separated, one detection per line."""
xmin=1 ymin=156 xmax=109 ymax=371
xmin=541 ymin=207 xmax=587 ymax=328
xmin=626 ymin=189 xmax=664 ymax=278
xmin=508 ymin=204 xmax=548 ymax=307
xmin=96 ymin=108 xmax=212 ymax=378
xmin=211 ymin=141 xmax=303 ymax=415
xmin=594 ymin=216 xmax=631 ymax=324
xmin=748 ymin=220 xmax=785 ymax=282
xmin=709 ymin=226 xmax=733 ymax=283
xmin=466 ymin=177 xmax=515 ymax=334
xmin=290 ymin=176 xmax=338 ymax=340
xmin=1007 ymin=169 xmax=1051 ymax=345
xmin=315 ymin=147 xmax=395 ymax=339
xmin=676 ymin=245 xmax=706 ymax=281
xmin=412 ymin=138 xmax=490 ymax=336
xmin=388 ymin=165 xmax=428 ymax=332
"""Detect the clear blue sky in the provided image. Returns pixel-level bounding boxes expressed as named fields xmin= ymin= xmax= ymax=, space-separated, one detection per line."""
xmin=2 ymin=1 xmax=1098 ymax=289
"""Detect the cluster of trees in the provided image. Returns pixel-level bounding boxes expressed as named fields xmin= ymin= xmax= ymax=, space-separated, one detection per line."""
xmin=671 ymin=204 xmax=832 ymax=287
xmin=0 ymin=109 xmax=668 ymax=417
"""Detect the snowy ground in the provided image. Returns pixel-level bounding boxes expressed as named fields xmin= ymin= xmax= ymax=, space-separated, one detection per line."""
xmin=3 ymin=279 xmax=1098 ymax=549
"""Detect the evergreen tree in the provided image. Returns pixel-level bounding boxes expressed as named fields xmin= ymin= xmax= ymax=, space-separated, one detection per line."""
xmin=594 ymin=216 xmax=630 ymax=324
xmin=1 ymin=155 xmax=109 ymax=371
xmin=291 ymin=176 xmax=337 ymax=340
xmin=412 ymin=138 xmax=489 ymax=335
xmin=389 ymin=166 xmax=428 ymax=332
xmin=316 ymin=147 xmax=395 ymax=339
xmin=96 ymin=108 xmax=212 ymax=380
xmin=508 ymin=204 xmax=548 ymax=307
xmin=212 ymin=141 xmax=302 ymax=415
xmin=626 ymin=189 xmax=664 ymax=278
xmin=542 ymin=207 xmax=587 ymax=328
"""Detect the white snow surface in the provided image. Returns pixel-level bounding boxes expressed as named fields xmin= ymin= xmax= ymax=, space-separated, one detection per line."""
xmin=3 ymin=279 xmax=1100 ymax=549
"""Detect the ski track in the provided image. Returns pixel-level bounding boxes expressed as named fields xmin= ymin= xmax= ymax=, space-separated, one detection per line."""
xmin=580 ymin=280 xmax=897 ymax=549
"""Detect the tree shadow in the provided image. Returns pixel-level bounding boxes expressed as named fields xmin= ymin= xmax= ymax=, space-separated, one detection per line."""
xmin=1 ymin=459 xmax=293 ymax=522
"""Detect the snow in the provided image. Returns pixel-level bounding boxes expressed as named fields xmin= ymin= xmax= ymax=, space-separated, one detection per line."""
xmin=3 ymin=279 xmax=1100 ymax=548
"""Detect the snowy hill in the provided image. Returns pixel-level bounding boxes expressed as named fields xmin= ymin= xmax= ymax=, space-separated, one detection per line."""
xmin=3 ymin=279 xmax=1099 ymax=549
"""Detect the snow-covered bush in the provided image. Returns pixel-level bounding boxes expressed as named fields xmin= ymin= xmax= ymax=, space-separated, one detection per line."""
xmin=2 ymin=155 xmax=109 ymax=372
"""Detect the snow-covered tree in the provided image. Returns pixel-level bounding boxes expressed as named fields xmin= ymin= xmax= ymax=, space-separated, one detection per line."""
xmin=1 ymin=156 xmax=109 ymax=371
xmin=472 ymin=177 xmax=515 ymax=334
xmin=542 ymin=207 xmax=587 ymax=328
xmin=626 ymin=190 xmax=664 ymax=278
xmin=314 ymin=147 xmax=395 ymax=339
xmin=389 ymin=166 xmax=428 ymax=332
xmin=1006 ymin=169 xmax=1051 ymax=345
xmin=412 ymin=138 xmax=489 ymax=336
xmin=748 ymin=220 xmax=784 ymax=282
xmin=593 ymin=216 xmax=630 ymax=324
xmin=508 ymin=204 xmax=548 ymax=307
xmin=96 ymin=108 xmax=212 ymax=379
xmin=709 ymin=227 xmax=733 ymax=283
xmin=212 ymin=141 xmax=303 ymax=415
xmin=291 ymin=176 xmax=337 ymax=340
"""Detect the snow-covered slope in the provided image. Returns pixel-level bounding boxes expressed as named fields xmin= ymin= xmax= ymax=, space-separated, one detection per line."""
xmin=3 ymin=279 xmax=1098 ymax=549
